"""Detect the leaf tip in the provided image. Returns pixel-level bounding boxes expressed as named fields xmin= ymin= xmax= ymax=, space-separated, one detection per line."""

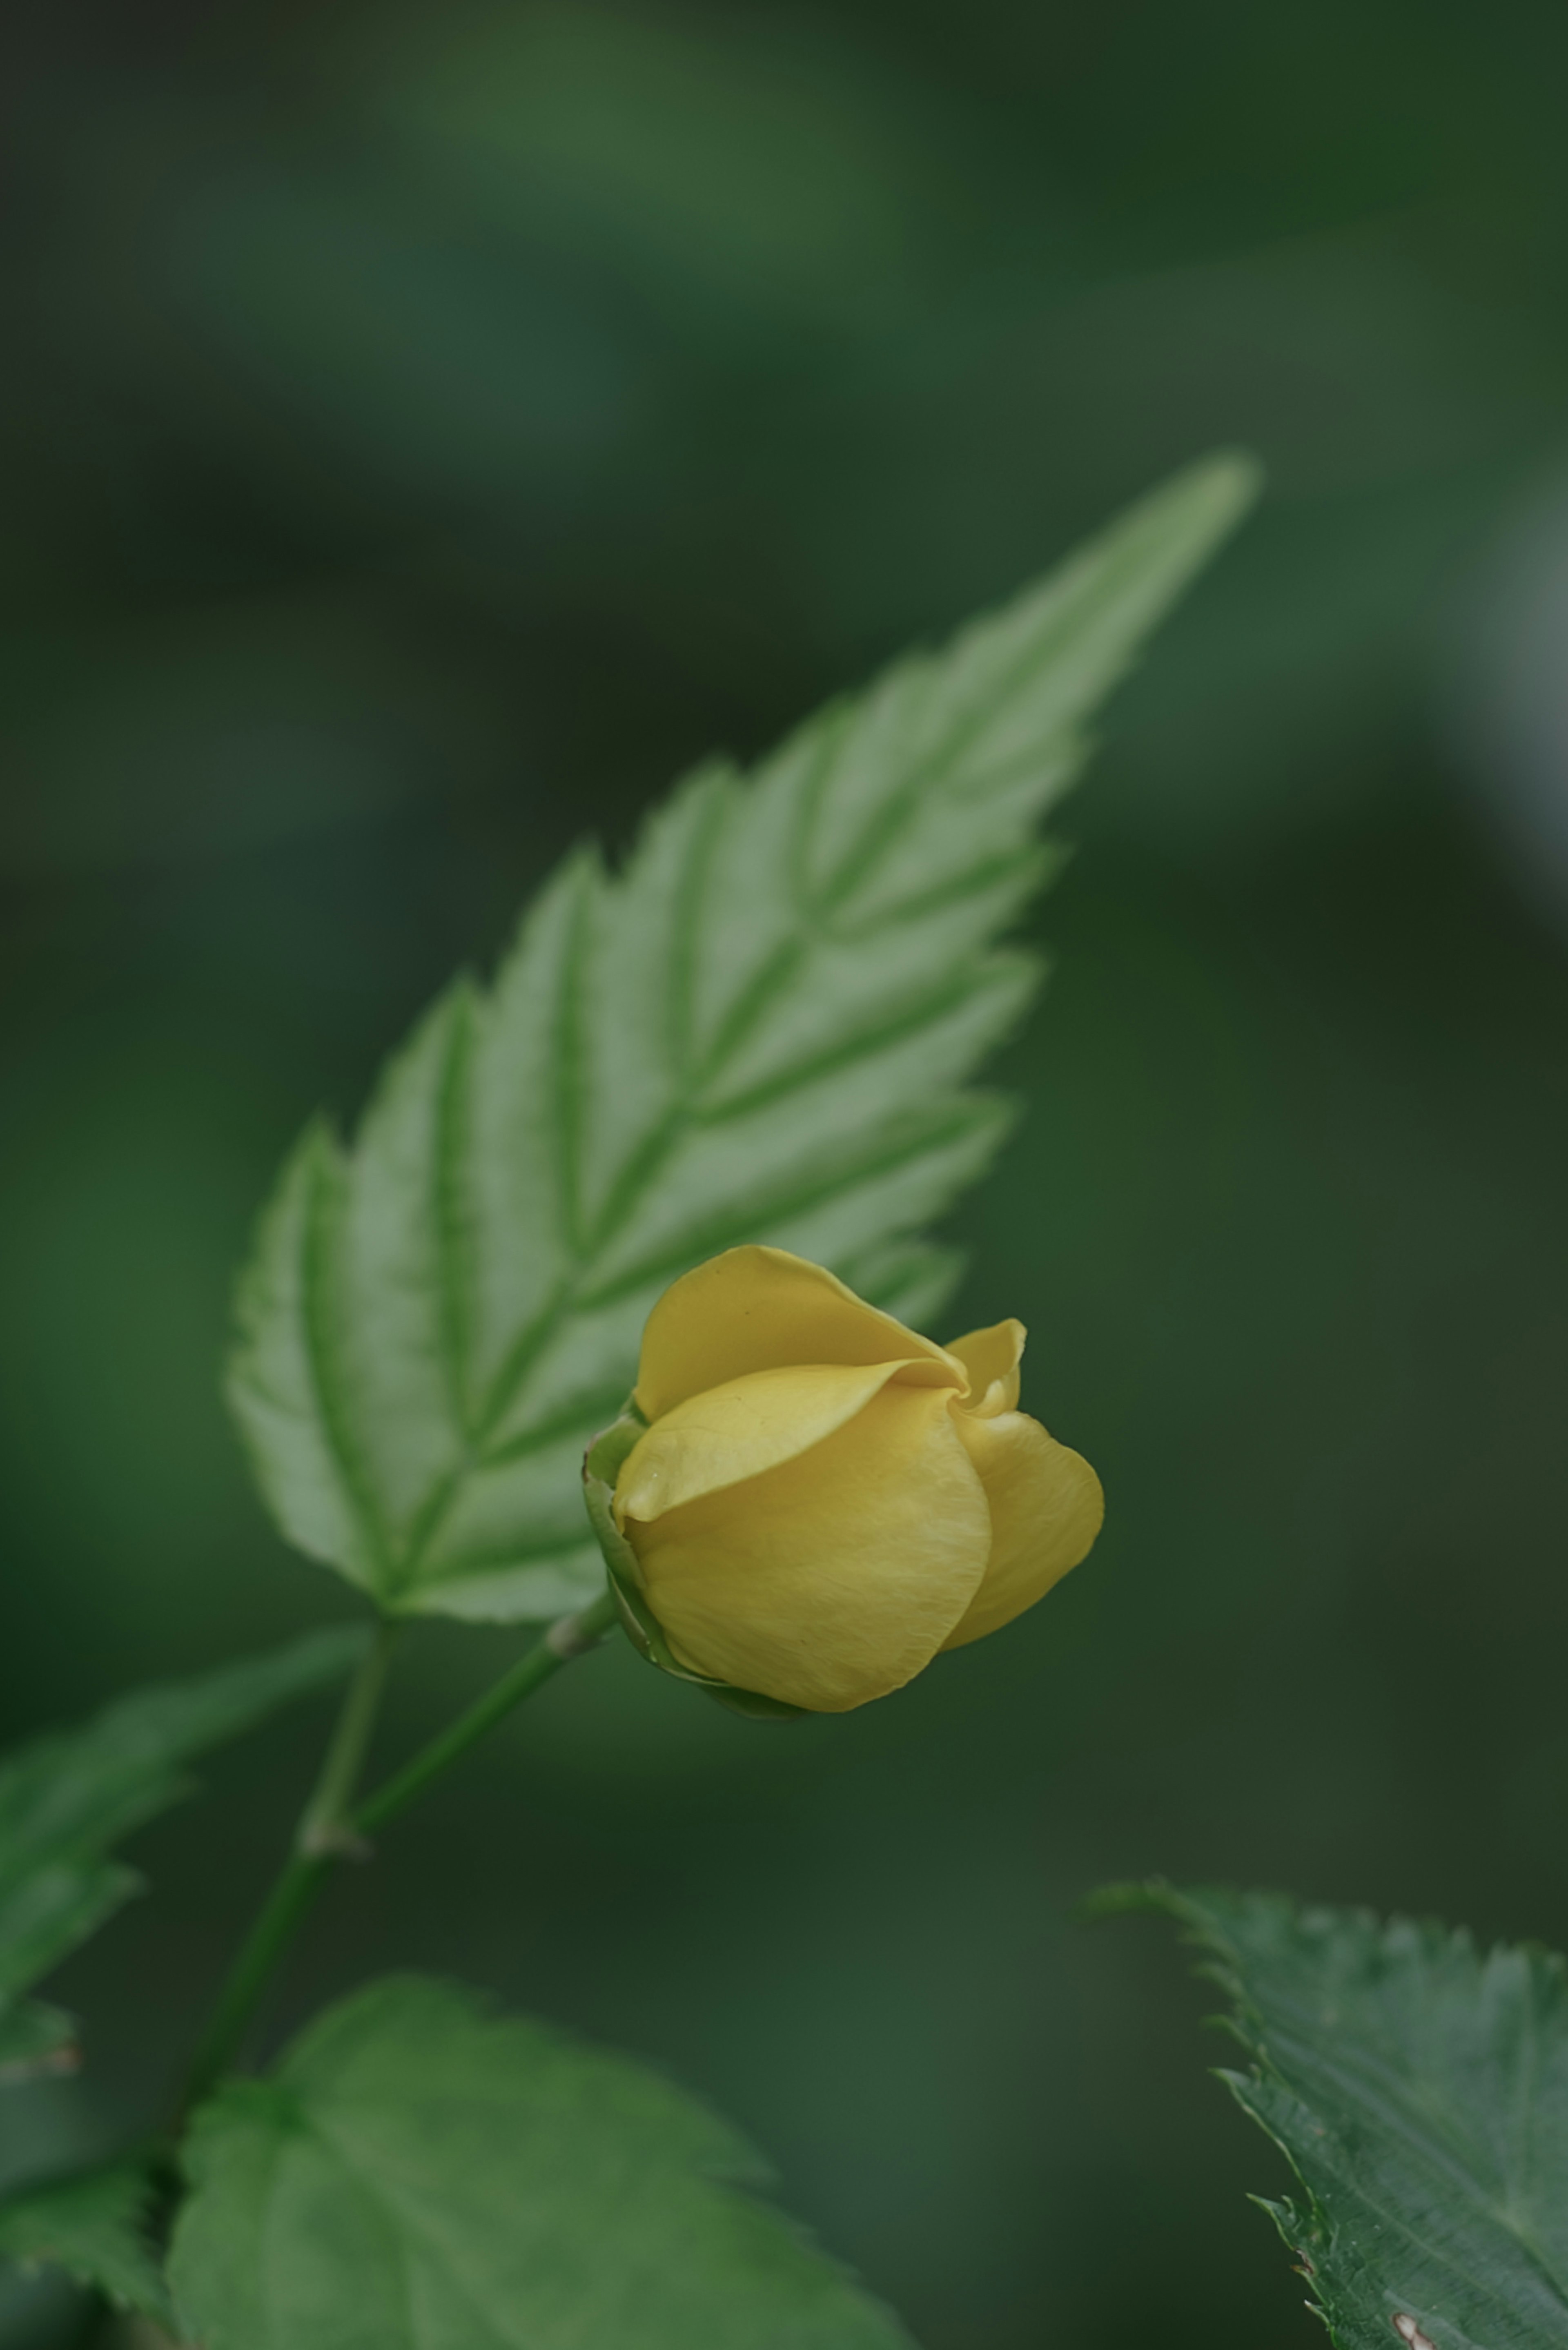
xmin=1190 ymin=443 xmax=1265 ymax=510
xmin=1157 ymin=446 xmax=1265 ymax=540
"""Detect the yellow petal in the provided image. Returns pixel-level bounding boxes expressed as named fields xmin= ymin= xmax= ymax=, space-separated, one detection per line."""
xmin=946 ymin=1319 xmax=1026 ymax=1418
xmin=616 ymin=1359 xmax=932 ymax=1525
xmin=634 ymin=1245 xmax=960 ymax=1421
xmin=627 ymin=1383 xmax=990 ymax=1712
xmin=940 ymin=1411 xmax=1103 ymax=1649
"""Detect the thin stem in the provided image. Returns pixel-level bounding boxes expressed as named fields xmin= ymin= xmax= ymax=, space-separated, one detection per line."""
xmin=179 ymin=1850 xmax=330 ymax=2120
xmin=300 ymin=1619 xmax=400 ymax=1855
xmin=353 ymin=1589 xmax=618 ymax=1837
xmin=178 ymin=1621 xmax=398 ymax=2117
xmin=176 ymin=1590 xmax=617 ymax=2123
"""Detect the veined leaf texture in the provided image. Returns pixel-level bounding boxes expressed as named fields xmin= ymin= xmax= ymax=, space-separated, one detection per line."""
xmin=229 ymin=456 xmax=1257 ymax=1619
xmin=1118 ymin=1883 xmax=1568 ymax=2350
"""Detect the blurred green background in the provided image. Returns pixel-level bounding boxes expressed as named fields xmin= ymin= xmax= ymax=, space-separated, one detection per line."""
xmin=4 ymin=1 xmax=1568 ymax=2344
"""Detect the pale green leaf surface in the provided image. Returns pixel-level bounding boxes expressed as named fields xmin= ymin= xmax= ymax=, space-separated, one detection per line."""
xmin=229 ymin=454 xmax=1257 ymax=1619
xmin=171 ymin=1972 xmax=912 ymax=2350
xmin=1118 ymin=1882 xmax=1568 ymax=2350
xmin=0 ymin=1627 xmax=367 ymax=2074
xmin=0 ymin=2158 xmax=172 ymax=2323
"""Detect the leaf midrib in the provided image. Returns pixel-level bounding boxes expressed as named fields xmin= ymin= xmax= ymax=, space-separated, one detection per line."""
xmin=380 ymin=815 xmax=1036 ymax=1595
xmin=383 ymin=1090 xmax=1000 ymax=1599
xmin=354 ymin=550 xmax=1129 ymax=1599
xmin=294 ymin=2102 xmax=559 ymax=2350
xmin=1248 ymin=2004 xmax=1568 ymax=2325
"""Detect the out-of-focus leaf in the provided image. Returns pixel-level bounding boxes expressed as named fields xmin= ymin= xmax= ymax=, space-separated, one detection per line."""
xmin=171 ymin=1973 xmax=910 ymax=2350
xmin=380 ymin=3 xmax=935 ymax=330
xmin=229 ymin=455 xmax=1257 ymax=1623
xmin=0 ymin=2158 xmax=170 ymax=2324
xmin=1108 ymin=1881 xmax=1568 ymax=2349
xmin=0 ymin=2002 xmax=76 ymax=2086
xmin=0 ymin=1627 xmax=367 ymax=2076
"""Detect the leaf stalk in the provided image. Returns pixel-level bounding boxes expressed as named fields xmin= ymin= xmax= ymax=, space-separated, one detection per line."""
xmin=177 ymin=1591 xmax=616 ymax=2123
xmin=352 ymin=1589 xmax=617 ymax=1838
xmin=297 ymin=1619 xmax=399 ymax=1857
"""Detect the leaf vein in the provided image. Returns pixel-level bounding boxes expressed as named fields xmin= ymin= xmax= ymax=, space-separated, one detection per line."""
xmin=300 ymin=1139 xmax=393 ymax=1591
xmin=435 ymin=988 xmax=477 ymax=1442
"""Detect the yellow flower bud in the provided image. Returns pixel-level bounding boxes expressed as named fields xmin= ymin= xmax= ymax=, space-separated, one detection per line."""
xmin=588 ymin=1246 xmax=1103 ymax=1715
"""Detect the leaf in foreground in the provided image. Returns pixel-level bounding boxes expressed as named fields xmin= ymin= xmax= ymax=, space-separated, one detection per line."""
xmin=0 ymin=1625 xmax=367 ymax=2080
xmin=1108 ymin=1881 xmax=1568 ymax=2350
xmin=172 ymin=1973 xmax=911 ymax=2350
xmin=229 ymin=453 xmax=1258 ymax=1625
xmin=0 ymin=2158 xmax=171 ymax=2324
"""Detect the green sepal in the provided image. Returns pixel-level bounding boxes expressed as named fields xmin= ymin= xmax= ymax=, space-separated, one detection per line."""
xmin=581 ymin=1408 xmax=805 ymax=1723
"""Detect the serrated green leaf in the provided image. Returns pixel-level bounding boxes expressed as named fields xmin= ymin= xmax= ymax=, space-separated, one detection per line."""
xmin=0 ymin=1626 xmax=368 ymax=2074
xmin=171 ymin=1972 xmax=911 ymax=2350
xmin=229 ymin=453 xmax=1258 ymax=1620
xmin=0 ymin=2157 xmax=172 ymax=2324
xmin=1118 ymin=1881 xmax=1568 ymax=2350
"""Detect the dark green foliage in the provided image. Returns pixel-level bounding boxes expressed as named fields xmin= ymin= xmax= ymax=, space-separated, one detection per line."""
xmin=1114 ymin=1882 xmax=1568 ymax=2348
xmin=0 ymin=1627 xmax=367 ymax=2080
xmin=0 ymin=2000 xmax=75 ymax=2085
xmin=0 ymin=2159 xmax=170 ymax=2324
xmin=172 ymin=1973 xmax=912 ymax=2350
xmin=228 ymin=457 xmax=1255 ymax=1628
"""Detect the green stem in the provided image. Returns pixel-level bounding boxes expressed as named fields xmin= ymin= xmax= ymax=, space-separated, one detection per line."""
xmin=178 ymin=1620 xmax=397 ymax=2117
xmin=299 ymin=1617 xmax=400 ymax=1855
xmin=353 ymin=1589 xmax=618 ymax=1837
xmin=177 ymin=1591 xmax=617 ymax=2121
xmin=179 ymin=1848 xmax=330 ymax=2120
